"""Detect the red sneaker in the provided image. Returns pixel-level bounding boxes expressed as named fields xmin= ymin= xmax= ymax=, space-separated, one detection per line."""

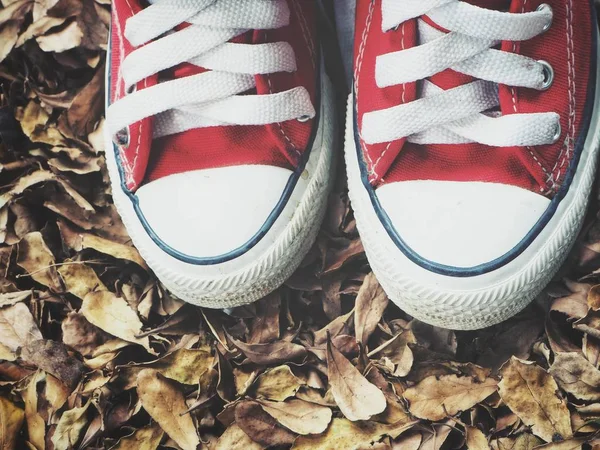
xmin=343 ymin=0 xmax=600 ymax=329
xmin=105 ymin=0 xmax=335 ymax=308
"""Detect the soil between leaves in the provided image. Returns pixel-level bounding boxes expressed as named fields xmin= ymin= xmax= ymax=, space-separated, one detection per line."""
xmin=2 ymin=1 xmax=600 ymax=449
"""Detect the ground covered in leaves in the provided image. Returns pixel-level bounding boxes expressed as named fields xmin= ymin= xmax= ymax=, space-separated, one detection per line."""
xmin=2 ymin=1 xmax=600 ymax=449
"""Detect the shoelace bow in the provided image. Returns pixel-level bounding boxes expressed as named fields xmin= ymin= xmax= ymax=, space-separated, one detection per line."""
xmin=361 ymin=0 xmax=561 ymax=148
xmin=107 ymin=0 xmax=315 ymax=143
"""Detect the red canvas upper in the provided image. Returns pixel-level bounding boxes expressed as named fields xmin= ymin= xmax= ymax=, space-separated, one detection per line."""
xmin=110 ymin=0 xmax=318 ymax=192
xmin=353 ymin=0 xmax=594 ymax=197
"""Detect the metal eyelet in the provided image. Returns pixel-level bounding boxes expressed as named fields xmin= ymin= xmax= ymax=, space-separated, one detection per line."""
xmin=126 ymin=83 xmax=136 ymax=95
xmin=297 ymin=115 xmax=311 ymax=123
xmin=538 ymin=60 xmax=554 ymax=90
xmin=113 ymin=127 xmax=130 ymax=148
xmin=551 ymin=121 xmax=562 ymax=144
xmin=537 ymin=3 xmax=553 ymax=32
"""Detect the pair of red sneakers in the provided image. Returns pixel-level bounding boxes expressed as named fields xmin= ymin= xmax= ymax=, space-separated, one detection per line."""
xmin=105 ymin=0 xmax=600 ymax=330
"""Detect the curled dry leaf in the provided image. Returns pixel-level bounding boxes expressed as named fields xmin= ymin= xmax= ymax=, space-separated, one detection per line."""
xmin=16 ymin=231 xmax=61 ymax=291
xmin=498 ymin=357 xmax=572 ymax=442
xmin=371 ymin=329 xmax=416 ymax=377
xmin=257 ymin=398 xmax=332 ymax=435
xmin=81 ymin=291 xmax=152 ymax=352
xmin=403 ymin=374 xmax=498 ymax=421
xmin=0 ymin=396 xmax=24 ymax=450
xmin=234 ymin=400 xmax=296 ymax=448
xmin=550 ymin=352 xmax=600 ymax=401
xmin=354 ymin=272 xmax=389 ymax=345
xmin=326 ymin=334 xmax=386 ymax=421
xmin=137 ymin=369 xmax=200 ymax=450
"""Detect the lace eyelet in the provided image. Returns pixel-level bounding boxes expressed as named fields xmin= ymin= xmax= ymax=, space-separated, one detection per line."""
xmin=551 ymin=121 xmax=562 ymax=144
xmin=538 ymin=60 xmax=554 ymax=90
xmin=297 ymin=115 xmax=311 ymax=123
xmin=126 ymin=84 xmax=137 ymax=95
xmin=113 ymin=127 xmax=130 ymax=148
xmin=537 ymin=3 xmax=553 ymax=32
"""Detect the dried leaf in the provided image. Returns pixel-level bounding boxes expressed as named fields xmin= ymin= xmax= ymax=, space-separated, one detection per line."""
xmin=137 ymin=369 xmax=200 ymax=450
xmin=355 ymin=272 xmax=388 ymax=345
xmin=148 ymin=347 xmax=214 ymax=385
xmin=0 ymin=396 xmax=24 ymax=450
xmin=57 ymin=262 xmax=105 ymax=299
xmin=61 ymin=311 xmax=111 ymax=356
xmin=231 ymin=337 xmax=307 ymax=365
xmin=110 ymin=423 xmax=164 ymax=450
xmin=550 ymin=352 xmax=600 ymax=401
xmin=498 ymin=357 xmax=572 ymax=442
xmin=0 ymin=302 xmax=42 ymax=354
xmin=466 ymin=426 xmax=490 ymax=450
xmin=215 ymin=424 xmax=262 ymax=450
xmin=403 ymin=374 xmax=497 ymax=421
xmin=234 ymin=400 xmax=296 ymax=447
xmin=257 ymin=398 xmax=332 ymax=435
xmin=20 ymin=339 xmax=84 ymax=389
xmin=326 ymin=334 xmax=386 ymax=421
xmin=81 ymin=291 xmax=151 ymax=352
xmin=17 ymin=231 xmax=61 ymax=291
xmin=253 ymin=365 xmax=303 ymax=401
xmin=51 ymin=401 xmax=90 ymax=450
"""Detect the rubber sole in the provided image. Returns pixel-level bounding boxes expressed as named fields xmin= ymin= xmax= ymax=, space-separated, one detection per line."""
xmin=104 ymin=69 xmax=336 ymax=310
xmin=345 ymin=55 xmax=600 ymax=330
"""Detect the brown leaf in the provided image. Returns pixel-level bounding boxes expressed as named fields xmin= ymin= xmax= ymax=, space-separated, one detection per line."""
xmin=257 ymin=398 xmax=332 ymax=435
xmin=550 ymin=352 xmax=600 ymax=401
xmin=355 ymin=272 xmax=389 ymax=345
xmin=535 ymin=440 xmax=586 ymax=450
xmin=23 ymin=371 xmax=45 ymax=450
xmin=248 ymin=292 xmax=281 ymax=344
xmin=234 ymin=400 xmax=296 ymax=447
xmin=498 ymin=357 xmax=572 ymax=442
xmin=291 ymin=418 xmax=414 ymax=450
xmin=253 ymin=365 xmax=304 ymax=401
xmin=0 ymin=396 xmax=25 ymax=450
xmin=371 ymin=329 xmax=416 ymax=377
xmin=550 ymin=280 xmax=590 ymax=319
xmin=410 ymin=320 xmax=457 ymax=356
xmin=57 ymin=262 xmax=105 ymax=299
xmin=574 ymin=310 xmax=600 ymax=341
xmin=61 ymin=311 xmax=111 ymax=356
xmin=231 ymin=337 xmax=307 ymax=365
xmin=51 ymin=401 xmax=90 ymax=450
xmin=466 ymin=426 xmax=490 ymax=450
xmin=66 ymin=62 xmax=104 ymax=136
xmin=81 ymin=290 xmax=152 ymax=352
xmin=326 ymin=334 xmax=386 ymax=421
xmin=490 ymin=433 xmax=543 ymax=450
xmin=148 ymin=347 xmax=214 ymax=385
xmin=17 ymin=231 xmax=62 ymax=291
xmin=403 ymin=374 xmax=497 ymax=421
xmin=0 ymin=302 xmax=43 ymax=355
xmin=215 ymin=424 xmax=262 ymax=450
xmin=314 ymin=310 xmax=354 ymax=345
xmin=110 ymin=423 xmax=164 ymax=450
xmin=137 ymin=369 xmax=200 ymax=450
xmin=20 ymin=339 xmax=84 ymax=389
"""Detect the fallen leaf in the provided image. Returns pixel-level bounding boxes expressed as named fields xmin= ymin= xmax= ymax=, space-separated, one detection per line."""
xmin=371 ymin=329 xmax=416 ymax=377
xmin=137 ymin=369 xmax=200 ymax=450
xmin=257 ymin=398 xmax=332 ymax=435
xmin=23 ymin=371 xmax=45 ymax=450
xmin=57 ymin=262 xmax=105 ymax=299
xmin=291 ymin=418 xmax=414 ymax=450
xmin=498 ymin=357 xmax=572 ymax=442
xmin=148 ymin=347 xmax=214 ymax=385
xmin=0 ymin=302 xmax=42 ymax=354
xmin=215 ymin=424 xmax=262 ymax=450
xmin=0 ymin=396 xmax=24 ymax=450
xmin=61 ymin=311 xmax=111 ymax=356
xmin=253 ymin=365 xmax=304 ymax=401
xmin=231 ymin=337 xmax=307 ymax=365
xmin=550 ymin=352 xmax=600 ymax=401
xmin=20 ymin=339 xmax=84 ymax=389
xmin=490 ymin=433 xmax=543 ymax=450
xmin=51 ymin=401 xmax=90 ymax=450
xmin=403 ymin=374 xmax=497 ymax=421
xmin=234 ymin=400 xmax=296 ymax=447
xmin=326 ymin=334 xmax=386 ymax=421
xmin=466 ymin=426 xmax=490 ymax=450
xmin=354 ymin=272 xmax=388 ymax=345
xmin=110 ymin=423 xmax=164 ymax=450
xmin=81 ymin=291 xmax=151 ymax=352
xmin=248 ymin=292 xmax=281 ymax=344
xmin=17 ymin=231 xmax=61 ymax=291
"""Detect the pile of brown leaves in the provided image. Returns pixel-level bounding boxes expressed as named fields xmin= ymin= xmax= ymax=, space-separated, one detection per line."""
xmin=2 ymin=1 xmax=600 ymax=449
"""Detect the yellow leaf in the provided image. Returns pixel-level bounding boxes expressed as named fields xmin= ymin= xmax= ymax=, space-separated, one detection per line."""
xmin=51 ymin=402 xmax=90 ymax=450
xmin=214 ymin=424 xmax=262 ymax=450
xmin=257 ymin=398 xmax=332 ymax=435
xmin=137 ymin=369 xmax=199 ymax=450
xmin=0 ymin=396 xmax=24 ymax=450
xmin=253 ymin=365 xmax=303 ymax=401
xmin=111 ymin=423 xmax=164 ymax=450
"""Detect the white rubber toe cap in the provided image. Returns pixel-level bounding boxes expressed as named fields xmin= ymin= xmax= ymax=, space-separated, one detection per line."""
xmin=135 ymin=165 xmax=297 ymax=259
xmin=375 ymin=180 xmax=551 ymax=268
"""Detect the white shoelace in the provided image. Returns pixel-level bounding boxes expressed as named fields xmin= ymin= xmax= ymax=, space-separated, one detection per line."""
xmin=361 ymin=0 xmax=561 ymax=147
xmin=107 ymin=0 xmax=315 ymax=142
